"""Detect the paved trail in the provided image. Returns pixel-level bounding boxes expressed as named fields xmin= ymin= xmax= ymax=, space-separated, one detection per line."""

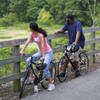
xmin=22 ymin=69 xmax=100 ymax=100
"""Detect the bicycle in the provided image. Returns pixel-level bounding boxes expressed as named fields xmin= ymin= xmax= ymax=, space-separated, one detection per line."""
xmin=56 ymin=44 xmax=89 ymax=82
xmin=19 ymin=54 xmax=55 ymax=99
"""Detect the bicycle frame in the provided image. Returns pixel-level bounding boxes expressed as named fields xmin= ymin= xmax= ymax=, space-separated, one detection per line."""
xmin=64 ymin=49 xmax=75 ymax=70
xmin=27 ymin=56 xmax=44 ymax=82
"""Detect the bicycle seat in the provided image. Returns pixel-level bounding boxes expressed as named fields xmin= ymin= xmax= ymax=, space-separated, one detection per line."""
xmin=36 ymin=63 xmax=47 ymax=70
xmin=71 ymin=44 xmax=79 ymax=52
xmin=66 ymin=44 xmax=79 ymax=53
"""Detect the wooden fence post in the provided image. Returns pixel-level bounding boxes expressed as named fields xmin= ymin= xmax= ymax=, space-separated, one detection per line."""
xmin=90 ymin=28 xmax=95 ymax=64
xmin=48 ymin=39 xmax=52 ymax=47
xmin=12 ymin=45 xmax=21 ymax=92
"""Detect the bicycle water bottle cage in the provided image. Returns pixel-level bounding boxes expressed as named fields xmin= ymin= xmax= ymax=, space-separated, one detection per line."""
xmin=36 ymin=63 xmax=47 ymax=70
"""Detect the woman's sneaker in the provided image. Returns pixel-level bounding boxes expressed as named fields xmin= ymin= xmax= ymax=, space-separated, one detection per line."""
xmin=48 ymin=83 xmax=55 ymax=91
xmin=34 ymin=85 xmax=38 ymax=93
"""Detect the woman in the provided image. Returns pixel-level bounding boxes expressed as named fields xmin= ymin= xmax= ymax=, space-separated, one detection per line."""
xmin=20 ymin=21 xmax=55 ymax=93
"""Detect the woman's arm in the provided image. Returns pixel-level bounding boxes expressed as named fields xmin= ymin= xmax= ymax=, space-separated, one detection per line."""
xmin=20 ymin=34 xmax=32 ymax=55
xmin=40 ymin=35 xmax=45 ymax=59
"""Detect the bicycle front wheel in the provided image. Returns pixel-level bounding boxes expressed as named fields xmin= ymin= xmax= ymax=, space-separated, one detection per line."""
xmin=19 ymin=70 xmax=29 ymax=99
xmin=58 ymin=56 xmax=68 ymax=82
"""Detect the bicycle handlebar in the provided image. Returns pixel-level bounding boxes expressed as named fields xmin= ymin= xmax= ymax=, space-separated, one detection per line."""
xmin=22 ymin=53 xmax=43 ymax=65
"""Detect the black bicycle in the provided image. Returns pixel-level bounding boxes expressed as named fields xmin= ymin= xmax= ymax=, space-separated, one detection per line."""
xmin=19 ymin=53 xmax=69 ymax=98
xmin=19 ymin=55 xmax=52 ymax=99
xmin=56 ymin=44 xmax=89 ymax=82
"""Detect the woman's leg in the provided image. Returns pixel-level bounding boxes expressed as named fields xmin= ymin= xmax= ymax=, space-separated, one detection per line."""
xmin=26 ymin=52 xmax=42 ymax=93
xmin=44 ymin=51 xmax=55 ymax=91
xmin=44 ymin=51 xmax=53 ymax=81
xmin=26 ymin=52 xmax=42 ymax=68
xmin=26 ymin=52 xmax=42 ymax=82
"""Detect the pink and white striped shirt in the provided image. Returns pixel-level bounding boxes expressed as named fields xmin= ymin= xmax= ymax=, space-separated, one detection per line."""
xmin=31 ymin=32 xmax=52 ymax=53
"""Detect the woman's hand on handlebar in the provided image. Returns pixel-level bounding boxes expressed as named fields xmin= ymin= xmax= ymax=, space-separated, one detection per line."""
xmin=20 ymin=50 xmax=24 ymax=56
xmin=40 ymin=56 xmax=45 ymax=62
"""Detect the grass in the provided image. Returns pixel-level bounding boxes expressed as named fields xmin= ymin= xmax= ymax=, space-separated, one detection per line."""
xmin=0 ymin=22 xmax=100 ymax=41
xmin=0 ymin=23 xmax=62 ymax=41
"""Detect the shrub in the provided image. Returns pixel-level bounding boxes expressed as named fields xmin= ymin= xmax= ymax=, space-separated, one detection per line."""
xmin=37 ymin=8 xmax=55 ymax=25
xmin=0 ymin=13 xmax=17 ymax=26
xmin=95 ymin=13 xmax=100 ymax=26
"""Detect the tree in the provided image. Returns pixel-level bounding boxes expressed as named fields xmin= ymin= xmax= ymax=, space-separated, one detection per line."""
xmin=9 ymin=0 xmax=29 ymax=21
xmin=37 ymin=8 xmax=54 ymax=25
xmin=46 ymin=0 xmax=66 ymax=24
xmin=65 ymin=0 xmax=92 ymax=26
xmin=46 ymin=0 xmax=93 ymax=26
xmin=26 ymin=0 xmax=47 ymax=21
xmin=0 ymin=0 xmax=10 ymax=17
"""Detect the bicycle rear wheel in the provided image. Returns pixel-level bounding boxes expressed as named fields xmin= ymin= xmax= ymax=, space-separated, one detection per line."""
xmin=79 ymin=51 xmax=89 ymax=75
xmin=58 ymin=56 xmax=68 ymax=82
xmin=19 ymin=70 xmax=29 ymax=99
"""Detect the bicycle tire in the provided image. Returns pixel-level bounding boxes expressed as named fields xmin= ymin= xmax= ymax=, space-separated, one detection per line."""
xmin=41 ymin=73 xmax=48 ymax=89
xmin=58 ymin=56 xmax=68 ymax=82
xmin=41 ymin=62 xmax=56 ymax=89
xmin=19 ymin=70 xmax=29 ymax=99
xmin=79 ymin=51 xmax=89 ymax=74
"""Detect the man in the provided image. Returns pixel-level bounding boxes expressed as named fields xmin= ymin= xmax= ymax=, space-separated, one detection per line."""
xmin=55 ymin=14 xmax=85 ymax=77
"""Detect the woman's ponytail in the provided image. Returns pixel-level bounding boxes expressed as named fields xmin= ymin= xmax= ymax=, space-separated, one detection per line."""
xmin=37 ymin=28 xmax=47 ymax=37
xmin=30 ymin=21 xmax=47 ymax=37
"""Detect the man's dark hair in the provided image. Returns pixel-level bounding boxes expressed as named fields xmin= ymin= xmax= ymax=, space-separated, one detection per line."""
xmin=66 ymin=14 xmax=74 ymax=20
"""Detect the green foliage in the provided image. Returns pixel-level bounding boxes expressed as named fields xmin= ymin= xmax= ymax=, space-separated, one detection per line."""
xmin=0 ymin=46 xmax=38 ymax=77
xmin=0 ymin=47 xmax=12 ymax=77
xmin=26 ymin=0 xmax=47 ymax=21
xmin=0 ymin=13 xmax=17 ymax=26
xmin=0 ymin=0 xmax=10 ymax=17
xmin=37 ymin=8 xmax=54 ymax=25
xmin=0 ymin=0 xmax=100 ymax=26
xmin=0 ymin=47 xmax=12 ymax=60
xmin=9 ymin=0 xmax=29 ymax=22
xmin=46 ymin=0 xmax=93 ymax=26
xmin=46 ymin=0 xmax=66 ymax=24
xmin=95 ymin=3 xmax=100 ymax=26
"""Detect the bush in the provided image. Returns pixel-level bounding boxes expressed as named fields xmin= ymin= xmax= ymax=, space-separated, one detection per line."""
xmin=0 ymin=13 xmax=17 ymax=26
xmin=95 ymin=13 xmax=100 ymax=26
xmin=37 ymin=8 xmax=55 ymax=25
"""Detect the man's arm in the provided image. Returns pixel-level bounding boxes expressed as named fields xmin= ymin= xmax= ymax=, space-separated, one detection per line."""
xmin=55 ymin=29 xmax=65 ymax=34
xmin=74 ymin=32 xmax=81 ymax=45
xmin=55 ymin=23 xmax=68 ymax=34
xmin=74 ymin=21 xmax=82 ymax=45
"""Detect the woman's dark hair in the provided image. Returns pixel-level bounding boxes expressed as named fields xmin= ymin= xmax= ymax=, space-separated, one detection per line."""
xmin=29 ymin=21 xmax=47 ymax=37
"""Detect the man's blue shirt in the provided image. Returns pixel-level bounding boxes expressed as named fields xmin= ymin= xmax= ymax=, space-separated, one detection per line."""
xmin=62 ymin=20 xmax=85 ymax=48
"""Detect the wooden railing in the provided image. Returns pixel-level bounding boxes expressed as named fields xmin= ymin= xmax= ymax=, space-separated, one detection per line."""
xmin=0 ymin=27 xmax=100 ymax=92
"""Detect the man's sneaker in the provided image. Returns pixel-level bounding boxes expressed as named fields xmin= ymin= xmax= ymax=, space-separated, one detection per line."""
xmin=25 ymin=77 xmax=33 ymax=85
xmin=34 ymin=85 xmax=38 ymax=93
xmin=75 ymin=70 xmax=80 ymax=77
xmin=48 ymin=83 xmax=55 ymax=91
